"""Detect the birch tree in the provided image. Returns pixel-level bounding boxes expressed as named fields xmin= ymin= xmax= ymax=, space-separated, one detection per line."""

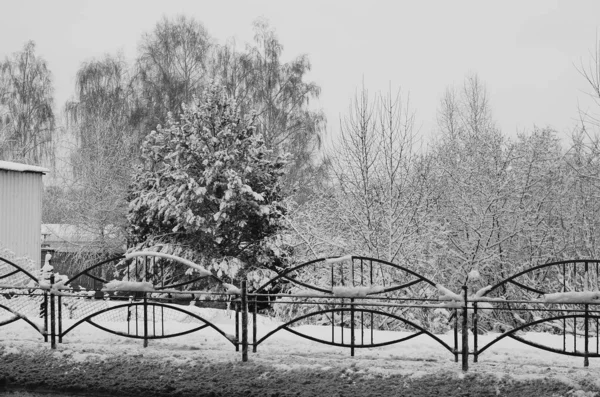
xmin=211 ymin=19 xmax=326 ymax=198
xmin=135 ymin=15 xmax=213 ymax=134
xmin=0 ymin=41 xmax=55 ymax=165
xmin=59 ymin=54 xmax=136 ymax=260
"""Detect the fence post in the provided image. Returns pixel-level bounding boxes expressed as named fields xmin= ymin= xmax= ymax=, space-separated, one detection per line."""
xmin=252 ymin=294 xmax=257 ymax=353
xmin=235 ymin=298 xmax=240 ymax=352
xmin=461 ymin=285 xmax=468 ymax=372
xmin=127 ymin=296 xmax=133 ymax=335
xmin=584 ymin=303 xmax=589 ymax=367
xmin=58 ymin=294 xmax=62 ymax=343
xmin=143 ymin=293 xmax=148 ymax=348
xmin=50 ymin=274 xmax=56 ymax=350
xmin=142 ymin=292 xmax=148 ymax=347
xmin=473 ymin=301 xmax=478 ymax=363
xmin=241 ymin=280 xmax=248 ymax=362
xmin=42 ymin=291 xmax=48 ymax=343
xmin=350 ymin=298 xmax=355 ymax=357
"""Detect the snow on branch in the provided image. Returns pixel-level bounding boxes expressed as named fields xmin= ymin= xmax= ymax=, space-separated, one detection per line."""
xmin=103 ymin=280 xmax=155 ymax=292
xmin=125 ymin=251 xmax=212 ymax=277
xmin=472 ymin=285 xmax=492 ymax=299
xmin=436 ymin=284 xmax=463 ymax=301
xmin=544 ymin=291 xmax=600 ymax=303
xmin=325 ymin=255 xmax=353 ymax=264
xmin=467 ymin=269 xmax=481 ymax=281
xmin=469 ymin=285 xmax=506 ymax=301
xmin=291 ymin=289 xmax=331 ymax=297
xmin=332 ymin=286 xmax=384 ymax=298
xmin=437 ymin=284 xmax=503 ymax=304
xmin=442 ymin=301 xmax=494 ymax=313
xmin=222 ymin=283 xmax=241 ymax=295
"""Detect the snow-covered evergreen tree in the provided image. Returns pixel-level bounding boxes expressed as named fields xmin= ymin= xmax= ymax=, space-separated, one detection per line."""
xmin=127 ymin=84 xmax=290 ymax=282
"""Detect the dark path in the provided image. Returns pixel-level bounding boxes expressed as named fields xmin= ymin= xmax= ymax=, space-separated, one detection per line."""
xmin=1 ymin=351 xmax=598 ymax=397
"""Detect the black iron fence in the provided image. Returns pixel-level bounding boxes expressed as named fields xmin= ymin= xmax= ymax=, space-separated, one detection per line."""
xmin=2 ymin=253 xmax=600 ymax=372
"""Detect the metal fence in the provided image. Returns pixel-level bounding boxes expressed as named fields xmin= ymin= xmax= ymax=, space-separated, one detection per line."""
xmin=1 ymin=253 xmax=600 ymax=372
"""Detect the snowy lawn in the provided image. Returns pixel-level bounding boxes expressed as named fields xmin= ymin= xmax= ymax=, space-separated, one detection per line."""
xmin=1 ymin=307 xmax=600 ymax=396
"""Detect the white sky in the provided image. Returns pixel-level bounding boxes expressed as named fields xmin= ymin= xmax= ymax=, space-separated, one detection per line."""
xmin=1 ymin=0 xmax=600 ymax=145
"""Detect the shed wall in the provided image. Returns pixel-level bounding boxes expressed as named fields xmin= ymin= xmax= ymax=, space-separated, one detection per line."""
xmin=0 ymin=170 xmax=43 ymax=267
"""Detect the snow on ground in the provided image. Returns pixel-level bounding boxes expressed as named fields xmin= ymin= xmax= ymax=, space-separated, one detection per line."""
xmin=0 ymin=306 xmax=599 ymax=390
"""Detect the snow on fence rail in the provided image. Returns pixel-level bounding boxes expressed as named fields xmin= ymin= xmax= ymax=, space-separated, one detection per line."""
xmin=2 ymin=254 xmax=600 ymax=371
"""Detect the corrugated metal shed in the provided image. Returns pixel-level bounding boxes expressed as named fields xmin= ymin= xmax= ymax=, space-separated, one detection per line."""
xmin=0 ymin=160 xmax=48 ymax=268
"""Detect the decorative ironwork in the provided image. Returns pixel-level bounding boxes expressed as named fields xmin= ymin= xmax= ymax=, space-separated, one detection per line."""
xmin=475 ymin=260 xmax=600 ymax=367
xmin=2 ymin=254 xmax=600 ymax=370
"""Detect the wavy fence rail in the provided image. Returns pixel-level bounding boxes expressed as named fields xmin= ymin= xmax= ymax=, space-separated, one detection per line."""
xmin=1 ymin=254 xmax=600 ymax=371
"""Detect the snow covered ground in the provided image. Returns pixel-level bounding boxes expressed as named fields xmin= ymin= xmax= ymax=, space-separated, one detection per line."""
xmin=1 ymin=306 xmax=599 ymax=387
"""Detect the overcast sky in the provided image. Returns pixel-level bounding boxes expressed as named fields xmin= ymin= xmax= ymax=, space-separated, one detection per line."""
xmin=1 ymin=0 xmax=600 ymax=146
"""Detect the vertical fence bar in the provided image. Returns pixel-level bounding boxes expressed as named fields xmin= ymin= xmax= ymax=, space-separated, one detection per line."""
xmin=341 ymin=299 xmax=344 ymax=345
xmin=361 ymin=310 xmax=364 ymax=345
xmin=461 ymin=285 xmax=468 ymax=372
xmin=43 ymin=291 xmax=48 ymax=342
xmin=563 ymin=264 xmax=566 ymax=351
xmin=330 ymin=266 xmax=335 ymax=345
xmin=252 ymin=294 xmax=257 ymax=353
xmin=350 ymin=298 xmax=355 ymax=357
xmin=331 ymin=264 xmax=334 ymax=288
xmin=235 ymin=298 xmax=240 ymax=352
xmin=241 ymin=280 xmax=248 ymax=362
xmin=127 ymin=296 xmax=132 ymax=335
xmin=370 ymin=311 xmax=374 ymax=345
xmin=331 ymin=302 xmax=335 ymax=344
xmin=360 ymin=259 xmax=364 ymax=286
xmin=584 ymin=303 xmax=589 ymax=367
xmin=574 ymin=317 xmax=577 ymax=353
xmin=454 ymin=308 xmax=458 ymax=362
xmin=50 ymin=274 xmax=56 ymax=349
xmin=143 ymin=293 xmax=148 ymax=348
xmin=473 ymin=302 xmax=478 ymax=363
xmin=58 ymin=295 xmax=62 ymax=343
xmin=585 ymin=261 xmax=589 ymax=291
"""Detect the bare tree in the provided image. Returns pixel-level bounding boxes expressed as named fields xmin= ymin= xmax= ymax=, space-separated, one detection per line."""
xmin=576 ymin=33 xmax=600 ymax=132
xmin=0 ymin=41 xmax=55 ymax=165
xmin=211 ymin=18 xmax=326 ymax=199
xmin=289 ymin=82 xmax=435 ymax=269
xmin=55 ymin=54 xmax=135 ymax=265
xmin=135 ymin=15 xmax=213 ymax=133
xmin=432 ymin=74 xmax=514 ymax=285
